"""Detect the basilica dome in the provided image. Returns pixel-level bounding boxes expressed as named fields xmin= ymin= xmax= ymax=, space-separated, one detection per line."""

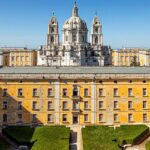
xmin=63 ymin=2 xmax=87 ymax=31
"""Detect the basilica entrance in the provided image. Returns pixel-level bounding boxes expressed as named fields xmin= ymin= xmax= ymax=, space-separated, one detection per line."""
xmin=73 ymin=115 xmax=78 ymax=124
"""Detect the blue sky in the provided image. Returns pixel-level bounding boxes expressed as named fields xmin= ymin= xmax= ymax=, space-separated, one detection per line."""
xmin=0 ymin=0 xmax=150 ymax=49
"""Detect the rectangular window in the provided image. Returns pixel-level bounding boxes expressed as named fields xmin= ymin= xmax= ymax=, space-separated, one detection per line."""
xmin=99 ymin=101 xmax=104 ymax=109
xmin=3 ymin=88 xmax=8 ymax=97
xmin=73 ymin=101 xmax=79 ymax=110
xmin=128 ymin=101 xmax=133 ymax=109
xmin=33 ymin=88 xmax=38 ymax=97
xmin=11 ymin=56 xmax=15 ymax=61
xmin=143 ymin=88 xmax=147 ymax=96
xmin=63 ymin=101 xmax=67 ymax=110
xmin=114 ymin=101 xmax=118 ymax=109
xmin=32 ymin=114 xmax=37 ymax=122
xmin=114 ymin=88 xmax=118 ymax=97
xmin=18 ymin=114 xmax=22 ymax=122
xmin=3 ymin=114 xmax=7 ymax=122
xmin=114 ymin=114 xmax=119 ymax=122
xmin=48 ymin=114 xmax=53 ymax=122
xmin=99 ymin=114 xmax=103 ymax=122
xmin=16 ymin=56 xmax=19 ymax=61
xmin=3 ymin=101 xmax=7 ymax=110
xmin=62 ymin=114 xmax=67 ymax=122
xmin=143 ymin=101 xmax=147 ymax=109
xmin=18 ymin=88 xmax=23 ymax=97
xmin=32 ymin=101 xmax=38 ymax=110
xmin=48 ymin=88 xmax=53 ymax=97
xmin=63 ymin=88 xmax=68 ymax=97
xmin=128 ymin=88 xmax=133 ymax=96
xmin=21 ymin=56 xmax=24 ymax=61
xmin=48 ymin=101 xmax=53 ymax=110
xmin=143 ymin=113 xmax=147 ymax=122
xmin=84 ymin=101 xmax=88 ymax=110
xmin=84 ymin=88 xmax=89 ymax=97
xmin=25 ymin=56 xmax=29 ymax=61
xmin=84 ymin=114 xmax=88 ymax=122
xmin=99 ymin=88 xmax=103 ymax=97
xmin=128 ymin=114 xmax=133 ymax=122
xmin=18 ymin=101 xmax=22 ymax=110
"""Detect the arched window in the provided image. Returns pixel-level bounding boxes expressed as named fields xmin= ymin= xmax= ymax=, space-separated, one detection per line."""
xmin=95 ymin=28 xmax=98 ymax=33
xmin=51 ymin=28 xmax=54 ymax=33
xmin=51 ymin=36 xmax=54 ymax=43
xmin=95 ymin=36 xmax=98 ymax=44
xmin=66 ymin=36 xmax=68 ymax=42
xmin=73 ymin=86 xmax=78 ymax=97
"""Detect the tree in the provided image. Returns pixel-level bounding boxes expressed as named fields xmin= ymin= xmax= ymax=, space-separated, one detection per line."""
xmin=130 ymin=56 xmax=140 ymax=66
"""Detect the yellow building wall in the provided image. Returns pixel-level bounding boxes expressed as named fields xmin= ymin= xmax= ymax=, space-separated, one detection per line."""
xmin=3 ymin=50 xmax=37 ymax=67
xmin=0 ymin=79 xmax=150 ymax=126
xmin=112 ymin=49 xmax=149 ymax=66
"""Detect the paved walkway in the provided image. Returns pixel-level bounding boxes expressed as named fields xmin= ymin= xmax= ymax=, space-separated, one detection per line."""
xmin=126 ymin=136 xmax=150 ymax=150
xmin=69 ymin=125 xmax=83 ymax=150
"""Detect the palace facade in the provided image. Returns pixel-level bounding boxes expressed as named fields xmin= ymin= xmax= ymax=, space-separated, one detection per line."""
xmin=0 ymin=67 xmax=150 ymax=126
xmin=0 ymin=2 xmax=150 ymax=127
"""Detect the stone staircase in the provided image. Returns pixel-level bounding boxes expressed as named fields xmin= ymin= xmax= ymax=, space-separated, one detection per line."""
xmin=69 ymin=125 xmax=83 ymax=150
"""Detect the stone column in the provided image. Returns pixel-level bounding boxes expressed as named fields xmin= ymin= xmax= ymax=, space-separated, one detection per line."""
xmin=77 ymin=31 xmax=79 ymax=43
xmin=55 ymin=80 xmax=60 ymax=124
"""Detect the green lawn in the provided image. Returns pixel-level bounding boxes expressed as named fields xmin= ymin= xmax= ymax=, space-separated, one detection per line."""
xmin=3 ymin=126 xmax=70 ymax=150
xmin=31 ymin=126 xmax=70 ymax=150
xmin=146 ymin=141 xmax=150 ymax=150
xmin=82 ymin=125 xmax=149 ymax=150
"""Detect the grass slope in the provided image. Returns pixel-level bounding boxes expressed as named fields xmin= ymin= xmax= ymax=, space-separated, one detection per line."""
xmin=82 ymin=125 xmax=149 ymax=150
xmin=31 ymin=126 xmax=70 ymax=150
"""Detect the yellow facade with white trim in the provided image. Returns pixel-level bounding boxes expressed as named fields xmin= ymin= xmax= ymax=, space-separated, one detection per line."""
xmin=0 ymin=77 xmax=150 ymax=126
xmin=112 ymin=48 xmax=150 ymax=66
xmin=3 ymin=50 xmax=37 ymax=67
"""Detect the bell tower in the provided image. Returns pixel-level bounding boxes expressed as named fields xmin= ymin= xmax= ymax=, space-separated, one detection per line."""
xmin=90 ymin=16 xmax=103 ymax=46
xmin=47 ymin=13 xmax=59 ymax=46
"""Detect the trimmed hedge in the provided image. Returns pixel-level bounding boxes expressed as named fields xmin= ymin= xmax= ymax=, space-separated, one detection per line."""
xmin=82 ymin=125 xmax=149 ymax=150
xmin=82 ymin=126 xmax=119 ymax=150
xmin=116 ymin=125 xmax=149 ymax=145
xmin=2 ymin=126 xmax=70 ymax=150
xmin=146 ymin=141 xmax=150 ymax=150
xmin=31 ymin=126 xmax=70 ymax=150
